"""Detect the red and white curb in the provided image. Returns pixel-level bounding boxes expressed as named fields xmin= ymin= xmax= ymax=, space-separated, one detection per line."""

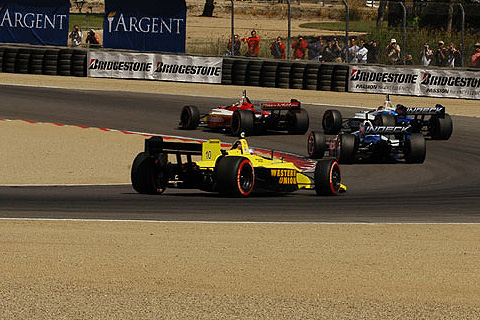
xmin=0 ymin=118 xmax=317 ymax=171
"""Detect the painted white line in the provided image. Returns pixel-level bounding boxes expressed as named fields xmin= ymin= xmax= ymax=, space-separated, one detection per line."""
xmin=0 ymin=218 xmax=479 ymax=225
xmin=0 ymin=183 xmax=131 ymax=187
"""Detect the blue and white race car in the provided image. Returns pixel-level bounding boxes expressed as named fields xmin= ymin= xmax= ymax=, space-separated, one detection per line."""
xmin=322 ymin=95 xmax=453 ymax=140
xmin=308 ymin=120 xmax=426 ymax=164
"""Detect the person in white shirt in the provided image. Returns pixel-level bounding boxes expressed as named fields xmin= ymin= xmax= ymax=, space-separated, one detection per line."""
xmin=356 ymin=39 xmax=368 ymax=63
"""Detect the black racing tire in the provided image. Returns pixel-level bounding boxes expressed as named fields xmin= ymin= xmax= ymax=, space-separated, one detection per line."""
xmin=428 ymin=113 xmax=453 ymax=140
xmin=374 ymin=114 xmax=396 ymax=126
xmin=216 ymin=156 xmax=255 ymax=197
xmin=307 ymin=131 xmax=326 ymax=159
xmin=337 ymin=133 xmax=357 ymax=164
xmin=179 ymin=105 xmax=200 ymax=130
xmin=322 ymin=109 xmax=343 ymax=134
xmin=131 ymin=152 xmax=167 ymax=194
xmin=404 ymin=133 xmax=426 ymax=164
xmin=287 ymin=108 xmax=309 ymax=135
xmin=314 ymin=159 xmax=342 ymax=196
xmin=231 ymin=109 xmax=255 ymax=136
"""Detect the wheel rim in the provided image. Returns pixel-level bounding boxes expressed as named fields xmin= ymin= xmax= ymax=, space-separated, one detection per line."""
xmin=307 ymin=133 xmax=315 ymax=157
xmin=329 ymin=163 xmax=341 ymax=194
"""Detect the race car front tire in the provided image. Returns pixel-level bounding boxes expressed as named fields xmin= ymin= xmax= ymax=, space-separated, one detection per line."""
xmin=428 ymin=113 xmax=453 ymax=140
xmin=322 ymin=109 xmax=343 ymax=134
xmin=404 ymin=133 xmax=426 ymax=164
xmin=216 ymin=156 xmax=255 ymax=197
xmin=287 ymin=108 xmax=309 ymax=135
xmin=231 ymin=109 xmax=255 ymax=136
xmin=131 ymin=152 xmax=167 ymax=194
xmin=307 ymin=131 xmax=326 ymax=159
xmin=315 ymin=159 xmax=342 ymax=196
xmin=180 ymin=105 xmax=200 ymax=130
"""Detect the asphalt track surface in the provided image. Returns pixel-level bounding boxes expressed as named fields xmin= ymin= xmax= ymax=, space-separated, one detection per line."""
xmin=0 ymin=85 xmax=479 ymax=222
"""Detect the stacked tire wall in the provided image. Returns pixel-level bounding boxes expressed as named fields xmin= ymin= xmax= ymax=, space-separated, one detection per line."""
xmin=222 ymin=57 xmax=349 ymax=92
xmin=0 ymin=44 xmax=87 ymax=78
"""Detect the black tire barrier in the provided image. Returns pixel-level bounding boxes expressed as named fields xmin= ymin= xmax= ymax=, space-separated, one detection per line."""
xmin=260 ymin=60 xmax=278 ymax=88
xmin=15 ymin=48 xmax=32 ymax=74
xmin=0 ymin=46 xmax=5 ymax=73
xmin=71 ymin=49 xmax=87 ymax=77
xmin=29 ymin=48 xmax=47 ymax=74
xmin=221 ymin=58 xmax=234 ymax=85
xmin=58 ymin=48 xmax=75 ymax=76
xmin=318 ymin=64 xmax=335 ymax=91
xmin=276 ymin=61 xmax=292 ymax=89
xmin=304 ymin=63 xmax=320 ymax=90
xmin=332 ymin=64 xmax=349 ymax=92
xmin=43 ymin=48 xmax=60 ymax=76
xmin=290 ymin=62 xmax=307 ymax=90
xmin=233 ymin=59 xmax=249 ymax=86
xmin=246 ymin=59 xmax=262 ymax=87
xmin=3 ymin=47 xmax=19 ymax=73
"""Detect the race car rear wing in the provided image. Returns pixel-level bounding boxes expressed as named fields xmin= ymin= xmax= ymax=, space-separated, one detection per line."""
xmin=145 ymin=136 xmax=202 ymax=156
xmin=261 ymin=100 xmax=301 ymax=110
xmin=364 ymin=125 xmax=411 ymax=135
xmin=396 ymin=104 xmax=445 ymax=118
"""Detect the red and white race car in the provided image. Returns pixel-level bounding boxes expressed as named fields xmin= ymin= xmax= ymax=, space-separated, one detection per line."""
xmin=179 ymin=90 xmax=309 ymax=136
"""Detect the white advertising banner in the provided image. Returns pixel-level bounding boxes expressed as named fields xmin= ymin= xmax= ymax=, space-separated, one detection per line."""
xmin=348 ymin=65 xmax=480 ymax=100
xmin=88 ymin=51 xmax=222 ymax=84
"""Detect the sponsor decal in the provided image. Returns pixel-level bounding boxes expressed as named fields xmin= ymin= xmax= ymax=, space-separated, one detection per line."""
xmin=0 ymin=9 xmax=66 ymax=30
xmin=405 ymin=106 xmax=444 ymax=115
xmin=271 ymin=169 xmax=297 ymax=184
xmin=155 ymin=61 xmax=220 ymax=76
xmin=365 ymin=126 xmax=410 ymax=134
xmin=106 ymin=12 xmax=184 ymax=35
xmin=350 ymin=69 xmax=417 ymax=84
xmin=261 ymin=102 xmax=300 ymax=110
xmin=89 ymin=58 xmax=153 ymax=72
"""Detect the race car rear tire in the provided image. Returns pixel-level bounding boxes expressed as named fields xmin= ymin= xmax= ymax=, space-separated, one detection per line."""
xmin=404 ymin=133 xmax=426 ymax=164
xmin=231 ymin=109 xmax=255 ymax=137
xmin=322 ymin=109 xmax=343 ymax=134
xmin=315 ymin=159 xmax=342 ymax=196
xmin=180 ymin=105 xmax=200 ymax=130
xmin=287 ymin=108 xmax=309 ymax=135
xmin=374 ymin=114 xmax=396 ymax=126
xmin=337 ymin=133 xmax=357 ymax=164
xmin=307 ymin=131 xmax=326 ymax=159
xmin=131 ymin=152 xmax=167 ymax=194
xmin=216 ymin=156 xmax=255 ymax=197
xmin=428 ymin=113 xmax=453 ymax=140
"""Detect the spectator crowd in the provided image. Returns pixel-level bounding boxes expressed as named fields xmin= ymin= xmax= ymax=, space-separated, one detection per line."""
xmin=225 ymin=30 xmax=480 ymax=68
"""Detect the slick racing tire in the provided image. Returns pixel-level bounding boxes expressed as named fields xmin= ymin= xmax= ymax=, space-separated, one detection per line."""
xmin=231 ymin=109 xmax=255 ymax=137
xmin=404 ymin=133 xmax=426 ymax=164
xmin=131 ymin=152 xmax=167 ymax=194
xmin=180 ymin=105 xmax=200 ymax=130
xmin=337 ymin=133 xmax=357 ymax=164
xmin=216 ymin=156 xmax=255 ymax=197
xmin=314 ymin=159 xmax=342 ymax=196
xmin=428 ymin=113 xmax=453 ymax=140
xmin=307 ymin=131 xmax=326 ymax=159
xmin=322 ymin=109 xmax=343 ymax=134
xmin=287 ymin=108 xmax=309 ymax=135
xmin=374 ymin=114 xmax=396 ymax=126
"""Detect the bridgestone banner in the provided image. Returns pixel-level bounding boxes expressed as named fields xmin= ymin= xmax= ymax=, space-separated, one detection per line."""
xmin=103 ymin=0 xmax=186 ymax=53
xmin=349 ymin=65 xmax=480 ymax=100
xmin=0 ymin=0 xmax=70 ymax=46
xmin=88 ymin=51 xmax=222 ymax=84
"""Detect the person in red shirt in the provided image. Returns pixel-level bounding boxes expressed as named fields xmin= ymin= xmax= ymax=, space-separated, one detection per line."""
xmin=292 ymin=36 xmax=307 ymax=59
xmin=244 ymin=30 xmax=260 ymax=57
xmin=471 ymin=42 xmax=480 ymax=67
xmin=270 ymin=36 xmax=286 ymax=59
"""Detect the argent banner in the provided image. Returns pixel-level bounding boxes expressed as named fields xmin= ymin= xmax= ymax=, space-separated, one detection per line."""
xmin=349 ymin=65 xmax=480 ymax=100
xmin=0 ymin=0 xmax=70 ymax=46
xmin=103 ymin=0 xmax=186 ymax=53
xmin=88 ymin=51 xmax=222 ymax=84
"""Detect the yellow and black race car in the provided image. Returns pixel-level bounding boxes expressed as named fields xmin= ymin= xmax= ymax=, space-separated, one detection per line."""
xmin=131 ymin=136 xmax=346 ymax=197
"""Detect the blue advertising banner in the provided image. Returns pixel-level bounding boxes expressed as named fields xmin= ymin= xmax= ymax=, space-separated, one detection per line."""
xmin=0 ymin=0 xmax=70 ymax=46
xmin=104 ymin=0 xmax=186 ymax=53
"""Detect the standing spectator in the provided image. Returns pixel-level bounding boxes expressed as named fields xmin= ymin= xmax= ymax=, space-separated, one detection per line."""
xmin=321 ymin=39 xmax=336 ymax=62
xmin=365 ymin=39 xmax=379 ymax=63
xmin=69 ymin=25 xmax=82 ymax=47
xmin=385 ymin=38 xmax=401 ymax=64
xmin=292 ymin=36 xmax=307 ymax=59
xmin=455 ymin=43 xmax=464 ymax=68
xmin=446 ymin=43 xmax=461 ymax=68
xmin=347 ymin=38 xmax=360 ymax=63
xmin=270 ymin=36 xmax=286 ymax=59
xmin=356 ymin=39 xmax=368 ymax=63
xmin=86 ymin=29 xmax=101 ymax=47
xmin=421 ymin=43 xmax=433 ymax=66
xmin=434 ymin=40 xmax=447 ymax=67
xmin=243 ymin=30 xmax=260 ymax=57
xmin=307 ymin=37 xmax=322 ymax=61
xmin=226 ymin=34 xmax=241 ymax=56
xmin=332 ymin=38 xmax=343 ymax=62
xmin=405 ymin=55 xmax=413 ymax=65
xmin=471 ymin=42 xmax=480 ymax=67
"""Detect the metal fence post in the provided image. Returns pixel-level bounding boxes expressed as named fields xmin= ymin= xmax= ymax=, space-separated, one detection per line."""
xmin=230 ymin=0 xmax=235 ymax=56
xmin=342 ymin=0 xmax=349 ymax=57
xmin=399 ymin=2 xmax=406 ymax=65
xmin=287 ymin=0 xmax=291 ymax=60
xmin=458 ymin=3 xmax=465 ymax=67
